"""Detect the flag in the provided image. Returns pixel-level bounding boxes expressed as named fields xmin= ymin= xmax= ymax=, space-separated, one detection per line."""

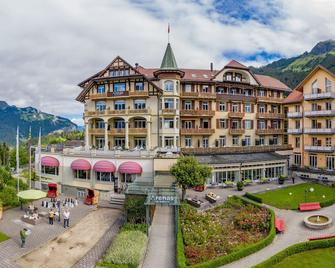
xmin=38 ymin=127 xmax=42 ymax=186
xmin=28 ymin=126 xmax=32 ymax=189
xmin=16 ymin=126 xmax=19 ymax=174
xmin=168 ymin=23 xmax=170 ymax=34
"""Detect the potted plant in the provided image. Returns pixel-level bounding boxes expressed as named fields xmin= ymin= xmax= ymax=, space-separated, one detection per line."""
xmin=243 ymin=179 xmax=252 ymax=186
xmin=278 ymin=175 xmax=286 ymax=185
xmin=237 ymin=181 xmax=244 ymax=191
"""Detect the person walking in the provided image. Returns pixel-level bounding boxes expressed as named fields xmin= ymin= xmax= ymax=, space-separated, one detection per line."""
xmin=63 ymin=209 xmax=70 ymax=228
xmin=49 ymin=209 xmax=54 ymax=225
xmin=292 ymin=176 xmax=295 ymax=184
xmin=20 ymin=228 xmax=28 ymax=248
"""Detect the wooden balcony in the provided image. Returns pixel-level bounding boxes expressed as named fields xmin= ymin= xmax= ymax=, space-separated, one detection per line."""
xmin=216 ymin=93 xmax=256 ymax=102
xmin=256 ymin=112 xmax=284 ymax=119
xmin=90 ymin=91 xmax=149 ymax=100
xmin=108 ymin=128 xmax=125 ymax=135
xmin=128 ymin=91 xmax=149 ymax=97
xmin=304 ymin=91 xmax=335 ymax=100
xmin=128 ymin=128 xmax=147 ymax=135
xmin=257 ymin=96 xmax=283 ymax=103
xmin=180 ymin=128 xmax=215 ymax=135
xmin=180 ymin=109 xmax=215 ymax=117
xmin=229 ymin=128 xmax=245 ymax=135
xmin=90 ymin=93 xmax=108 ymax=100
xmin=256 ymin=128 xmax=285 ymax=135
xmin=180 ymin=91 xmax=198 ymax=98
xmin=85 ymin=108 xmax=151 ymax=117
xmin=180 ymin=92 xmax=216 ymax=99
xmin=88 ymin=128 xmax=105 ymax=135
xmin=304 ymin=110 xmax=335 ymax=117
xmin=228 ymin=112 xmax=245 ymax=118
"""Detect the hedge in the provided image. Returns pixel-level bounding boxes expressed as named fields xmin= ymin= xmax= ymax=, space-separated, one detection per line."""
xmin=319 ymin=196 xmax=335 ymax=208
xmin=244 ymin=192 xmax=263 ymax=203
xmin=176 ymin=196 xmax=276 ymax=268
xmin=252 ymin=238 xmax=335 ymax=268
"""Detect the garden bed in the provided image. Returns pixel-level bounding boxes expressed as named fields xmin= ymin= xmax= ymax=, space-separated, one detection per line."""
xmin=0 ymin=232 xmax=9 ymax=243
xmin=177 ymin=196 xmax=275 ymax=267
xmin=253 ymin=183 xmax=335 ymax=209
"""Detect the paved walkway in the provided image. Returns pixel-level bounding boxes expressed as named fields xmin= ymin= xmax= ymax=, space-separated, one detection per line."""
xmin=142 ymin=206 xmax=176 ymax=268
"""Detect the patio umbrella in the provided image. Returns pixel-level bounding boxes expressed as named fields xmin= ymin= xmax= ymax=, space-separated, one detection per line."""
xmin=17 ymin=189 xmax=46 ymax=200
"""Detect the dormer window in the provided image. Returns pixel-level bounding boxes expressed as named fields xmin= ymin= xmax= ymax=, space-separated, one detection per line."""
xmin=164 ymin=80 xmax=174 ymax=92
xmin=235 ymin=73 xmax=242 ymax=82
xmin=185 ymin=84 xmax=192 ymax=92
xmin=225 ymin=72 xmax=232 ymax=81
xmin=202 ymin=85 xmax=209 ymax=92
xmin=97 ymin=85 xmax=105 ymax=94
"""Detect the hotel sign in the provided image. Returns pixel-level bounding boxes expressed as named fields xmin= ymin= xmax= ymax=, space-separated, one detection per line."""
xmin=150 ymin=195 xmax=176 ymax=204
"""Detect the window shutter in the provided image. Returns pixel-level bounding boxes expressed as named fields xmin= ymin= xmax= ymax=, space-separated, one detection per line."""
xmin=227 ymin=119 xmax=230 ymax=128
xmin=242 ymin=120 xmax=245 ymax=129
xmin=229 ymin=102 xmax=232 ymax=111
xmin=251 ymin=104 xmax=254 ymax=113
xmin=251 ymin=120 xmax=254 ymax=129
xmin=216 ymin=119 xmax=220 ymax=128
xmin=216 ymin=102 xmax=219 ymax=111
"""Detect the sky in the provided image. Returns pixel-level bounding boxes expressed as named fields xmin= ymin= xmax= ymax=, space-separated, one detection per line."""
xmin=1 ymin=0 xmax=335 ymax=126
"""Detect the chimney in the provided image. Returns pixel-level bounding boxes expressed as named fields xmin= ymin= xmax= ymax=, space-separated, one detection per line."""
xmin=210 ymin=62 xmax=213 ymax=72
xmin=135 ymin=63 xmax=139 ymax=69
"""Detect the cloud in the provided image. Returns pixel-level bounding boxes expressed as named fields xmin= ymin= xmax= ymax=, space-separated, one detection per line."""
xmin=0 ymin=0 xmax=334 ymax=120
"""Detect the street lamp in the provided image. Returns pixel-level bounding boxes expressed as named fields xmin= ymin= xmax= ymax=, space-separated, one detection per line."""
xmin=305 ymin=187 xmax=314 ymax=202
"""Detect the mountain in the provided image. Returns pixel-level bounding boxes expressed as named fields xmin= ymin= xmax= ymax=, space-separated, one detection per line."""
xmin=0 ymin=101 xmax=77 ymax=144
xmin=251 ymin=40 xmax=335 ymax=89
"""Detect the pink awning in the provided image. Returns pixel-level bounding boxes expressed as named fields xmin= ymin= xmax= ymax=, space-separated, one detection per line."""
xmin=118 ymin=161 xmax=142 ymax=174
xmin=71 ymin=159 xmax=91 ymax=171
xmin=93 ymin=160 xmax=116 ymax=173
xmin=41 ymin=156 xmax=59 ymax=167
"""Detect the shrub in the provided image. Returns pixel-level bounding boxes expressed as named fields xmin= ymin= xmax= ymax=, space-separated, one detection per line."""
xmin=125 ymin=195 xmax=146 ymax=224
xmin=121 ymin=223 xmax=147 ymax=234
xmin=278 ymin=175 xmax=286 ymax=185
xmin=237 ymin=181 xmax=244 ymax=191
xmin=245 ymin=192 xmax=263 ymax=203
xmin=0 ymin=186 xmax=20 ymax=207
xmin=103 ymin=231 xmax=147 ymax=267
xmin=252 ymin=238 xmax=335 ymax=268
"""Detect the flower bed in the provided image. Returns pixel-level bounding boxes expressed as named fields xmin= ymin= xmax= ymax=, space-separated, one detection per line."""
xmin=99 ymin=230 xmax=148 ymax=268
xmin=177 ymin=196 xmax=275 ymax=267
xmin=0 ymin=232 xmax=9 ymax=243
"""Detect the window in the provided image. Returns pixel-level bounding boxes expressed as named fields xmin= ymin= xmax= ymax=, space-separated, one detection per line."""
xmin=134 ymin=138 xmax=146 ymax=149
xmin=327 ymin=155 xmax=335 ymax=170
xmin=134 ymin=119 xmax=146 ymax=128
xmin=231 ymin=88 xmax=237 ymax=95
xmin=259 ymin=136 xmax=265 ymax=145
xmin=135 ymin=82 xmax=144 ymax=91
xmin=96 ymin=121 xmax=105 ymax=129
xmin=295 ymin=137 xmax=300 ymax=148
xmin=231 ymin=120 xmax=239 ymax=129
xmin=225 ymin=72 xmax=232 ymax=81
xmin=114 ymin=119 xmax=125 ymax=129
xmin=74 ymin=170 xmax=90 ymax=180
xmin=202 ymin=137 xmax=209 ymax=148
xmin=114 ymin=137 xmax=125 ymax=147
xmin=232 ymin=136 xmax=239 ymax=145
xmin=202 ymin=119 xmax=209 ymax=128
xmin=185 ymin=137 xmax=192 ymax=147
xmin=326 ymin=102 xmax=332 ymax=110
xmin=184 ymin=121 xmax=192 ymax=129
xmin=272 ymin=135 xmax=278 ymax=145
xmin=235 ymin=73 xmax=242 ymax=82
xmin=245 ymin=103 xmax=251 ymax=113
xmin=311 ymin=80 xmax=318 ymax=94
xmin=96 ymin=172 xmax=113 ymax=182
xmin=114 ymin=83 xmax=126 ymax=92
xmin=245 ymin=120 xmax=252 ymax=129
xmin=202 ymin=85 xmax=209 ymax=92
xmin=95 ymin=137 xmax=105 ymax=149
xmin=259 ymin=120 xmax=266 ymax=129
xmin=184 ymin=101 xmax=192 ymax=110
xmin=309 ymin=154 xmax=317 ymax=168
xmin=96 ymin=101 xmax=106 ymax=111
xmin=219 ymin=119 xmax=226 ymax=128
xmin=295 ymin=120 xmax=300 ymax=129
xmin=164 ymin=98 xmax=174 ymax=109
xmin=219 ymin=136 xmax=226 ymax=147
xmin=164 ymin=137 xmax=174 ymax=147
xmin=114 ymin=100 xmax=125 ymax=110
xmin=217 ymin=87 xmax=224 ymax=94
xmin=244 ymin=136 xmax=251 ymax=146
xmin=312 ymin=103 xmax=318 ymax=111
xmin=312 ymin=137 xmax=318 ymax=146
xmin=312 ymin=119 xmax=318 ymax=128
xmin=326 ymin=78 xmax=332 ymax=92
xmin=110 ymin=69 xmax=129 ymax=77
xmin=185 ymin=84 xmax=192 ymax=92
xmin=326 ymin=137 xmax=332 ymax=146
xmin=259 ymin=90 xmax=265 ymax=96
xmin=326 ymin=119 xmax=332 ymax=129
xmin=134 ymin=99 xmax=146 ymax=109
xmin=232 ymin=103 xmax=239 ymax=112
xmin=294 ymin=154 xmax=301 ymax=166
xmin=295 ymin=105 xmax=300 ymax=112
xmin=42 ymin=166 xmax=59 ymax=175
xmin=164 ymin=80 xmax=174 ymax=92
xmin=164 ymin=118 xmax=174 ymax=129
xmin=202 ymin=101 xmax=209 ymax=110
xmin=219 ymin=102 xmax=226 ymax=111
xmin=97 ymin=85 xmax=105 ymax=94
xmin=259 ymin=104 xmax=265 ymax=113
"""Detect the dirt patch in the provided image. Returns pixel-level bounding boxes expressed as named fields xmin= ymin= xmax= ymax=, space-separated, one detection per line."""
xmin=17 ymin=208 xmax=121 ymax=268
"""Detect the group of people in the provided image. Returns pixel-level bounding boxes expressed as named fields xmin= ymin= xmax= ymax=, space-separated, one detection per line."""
xmin=45 ymin=197 xmax=78 ymax=228
xmin=48 ymin=207 xmax=70 ymax=228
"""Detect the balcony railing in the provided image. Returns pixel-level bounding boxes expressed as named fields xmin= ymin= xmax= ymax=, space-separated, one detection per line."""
xmin=304 ymin=145 xmax=335 ymax=152
xmin=180 ymin=92 xmax=198 ymax=98
xmin=256 ymin=112 xmax=284 ymax=119
xmin=304 ymin=92 xmax=335 ymax=100
xmin=304 ymin=128 xmax=335 ymax=134
xmin=162 ymin=108 xmax=177 ymax=115
xmin=216 ymin=93 xmax=256 ymax=102
xmin=229 ymin=128 xmax=245 ymax=135
xmin=228 ymin=112 xmax=245 ymax=118
xmin=180 ymin=91 xmax=216 ymax=99
xmin=85 ymin=108 xmax=151 ymax=117
xmin=180 ymin=128 xmax=215 ymax=135
xmin=88 ymin=128 xmax=105 ymax=135
xmin=257 ymin=96 xmax=283 ymax=103
xmin=128 ymin=128 xmax=147 ymax=135
xmin=109 ymin=128 xmax=125 ymax=135
xmin=180 ymin=109 xmax=215 ymax=116
xmin=256 ymin=128 xmax=284 ymax=135
xmin=287 ymin=128 xmax=303 ymax=134
xmin=129 ymin=91 xmax=149 ymax=97
xmin=304 ymin=110 xmax=335 ymax=117
xmin=287 ymin=112 xmax=303 ymax=118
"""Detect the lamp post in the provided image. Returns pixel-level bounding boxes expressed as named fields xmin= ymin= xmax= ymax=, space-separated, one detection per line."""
xmin=305 ymin=187 xmax=314 ymax=202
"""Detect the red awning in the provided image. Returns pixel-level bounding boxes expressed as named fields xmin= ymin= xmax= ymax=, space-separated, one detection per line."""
xmin=118 ymin=161 xmax=142 ymax=174
xmin=93 ymin=161 xmax=116 ymax=173
xmin=41 ymin=156 xmax=60 ymax=167
xmin=71 ymin=159 xmax=91 ymax=171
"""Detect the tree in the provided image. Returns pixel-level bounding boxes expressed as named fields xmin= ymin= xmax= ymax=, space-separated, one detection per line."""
xmin=170 ymin=156 xmax=212 ymax=201
xmin=9 ymin=146 xmax=28 ymax=168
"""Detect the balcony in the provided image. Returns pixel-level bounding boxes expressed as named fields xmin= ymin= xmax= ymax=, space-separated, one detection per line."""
xmin=109 ymin=128 xmax=125 ymax=135
xmin=180 ymin=91 xmax=216 ymax=99
xmin=162 ymin=108 xmax=177 ymax=115
xmin=85 ymin=110 xmax=106 ymax=116
xmin=287 ymin=112 xmax=303 ymax=118
xmin=128 ymin=108 xmax=150 ymax=115
xmin=88 ymin=128 xmax=105 ymax=135
xmin=129 ymin=91 xmax=149 ymax=97
xmin=304 ymin=110 xmax=335 ymax=117
xmin=257 ymin=96 xmax=283 ymax=103
xmin=304 ymin=92 xmax=335 ymax=100
xmin=85 ymin=108 xmax=151 ymax=117
xmin=180 ymin=109 xmax=215 ymax=117
xmin=90 ymin=93 xmax=108 ymax=99
xmin=180 ymin=91 xmax=198 ymax=98
xmin=304 ymin=145 xmax=335 ymax=152
xmin=128 ymin=128 xmax=147 ymax=135
xmin=106 ymin=109 xmax=127 ymax=115
xmin=256 ymin=128 xmax=284 ymax=135
xmin=180 ymin=128 xmax=215 ymax=135
xmin=287 ymin=128 xmax=303 ymax=134
xmin=229 ymin=128 xmax=245 ymax=135
xmin=304 ymin=128 xmax=335 ymax=134
xmin=216 ymin=93 xmax=256 ymax=102
xmin=228 ymin=112 xmax=245 ymax=118
xmin=256 ymin=112 xmax=284 ymax=119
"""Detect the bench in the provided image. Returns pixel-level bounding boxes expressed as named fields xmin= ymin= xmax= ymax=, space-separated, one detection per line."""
xmin=299 ymin=202 xmax=321 ymax=211
xmin=308 ymin=235 xmax=335 ymax=241
xmin=275 ymin=217 xmax=285 ymax=233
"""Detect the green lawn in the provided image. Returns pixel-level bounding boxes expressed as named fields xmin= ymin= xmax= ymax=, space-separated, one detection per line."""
xmin=0 ymin=232 xmax=9 ymax=242
xmin=273 ymin=247 xmax=335 ymax=268
xmin=254 ymin=183 xmax=335 ymax=209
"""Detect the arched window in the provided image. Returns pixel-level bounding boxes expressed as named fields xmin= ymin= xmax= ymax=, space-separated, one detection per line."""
xmin=96 ymin=101 xmax=106 ymax=111
xmin=164 ymin=80 xmax=174 ymax=92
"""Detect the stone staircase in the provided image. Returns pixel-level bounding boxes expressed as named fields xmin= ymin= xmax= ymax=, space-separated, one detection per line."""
xmin=98 ymin=194 xmax=126 ymax=210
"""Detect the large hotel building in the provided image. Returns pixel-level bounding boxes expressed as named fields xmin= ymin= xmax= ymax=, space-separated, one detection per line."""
xmin=37 ymin=43 xmax=293 ymax=199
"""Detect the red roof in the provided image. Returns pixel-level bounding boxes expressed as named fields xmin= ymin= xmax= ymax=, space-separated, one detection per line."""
xmin=224 ymin=60 xmax=248 ymax=70
xmin=41 ymin=156 xmax=59 ymax=167
xmin=255 ymin=74 xmax=289 ymax=90
xmin=93 ymin=160 xmax=116 ymax=173
xmin=71 ymin=159 xmax=91 ymax=171
xmin=118 ymin=161 xmax=142 ymax=174
xmin=283 ymin=89 xmax=303 ymax=104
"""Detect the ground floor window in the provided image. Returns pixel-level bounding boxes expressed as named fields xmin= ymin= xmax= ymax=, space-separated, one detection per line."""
xmin=213 ymin=171 xmax=237 ymax=183
xmin=120 ymin=174 xmax=136 ymax=183
xmin=114 ymin=137 xmax=125 ymax=148
xmin=326 ymin=155 xmax=335 ymax=170
xmin=185 ymin=136 xmax=192 ymax=147
xmin=294 ymin=154 xmax=301 ymax=166
xmin=95 ymin=137 xmax=105 ymax=149
xmin=202 ymin=137 xmax=209 ymax=148
xmin=134 ymin=138 xmax=146 ymax=149
xmin=219 ymin=136 xmax=225 ymax=147
xmin=309 ymin=154 xmax=317 ymax=168
xmin=74 ymin=170 xmax=90 ymax=180
xmin=96 ymin=172 xmax=114 ymax=182
xmin=42 ymin=165 xmax=59 ymax=175
xmin=265 ymin=166 xmax=284 ymax=178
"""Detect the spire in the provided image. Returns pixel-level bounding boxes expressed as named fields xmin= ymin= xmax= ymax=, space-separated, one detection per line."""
xmin=160 ymin=43 xmax=178 ymax=70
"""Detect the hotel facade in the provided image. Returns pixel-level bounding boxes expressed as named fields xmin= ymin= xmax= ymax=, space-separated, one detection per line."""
xmin=285 ymin=65 xmax=335 ymax=180
xmin=36 ymin=43 xmax=292 ymax=199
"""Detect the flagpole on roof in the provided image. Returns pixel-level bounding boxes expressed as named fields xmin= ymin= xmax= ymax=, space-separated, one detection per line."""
xmin=168 ymin=23 xmax=170 ymax=43
xmin=28 ymin=126 xmax=32 ymax=189
xmin=16 ymin=126 xmax=20 ymax=194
